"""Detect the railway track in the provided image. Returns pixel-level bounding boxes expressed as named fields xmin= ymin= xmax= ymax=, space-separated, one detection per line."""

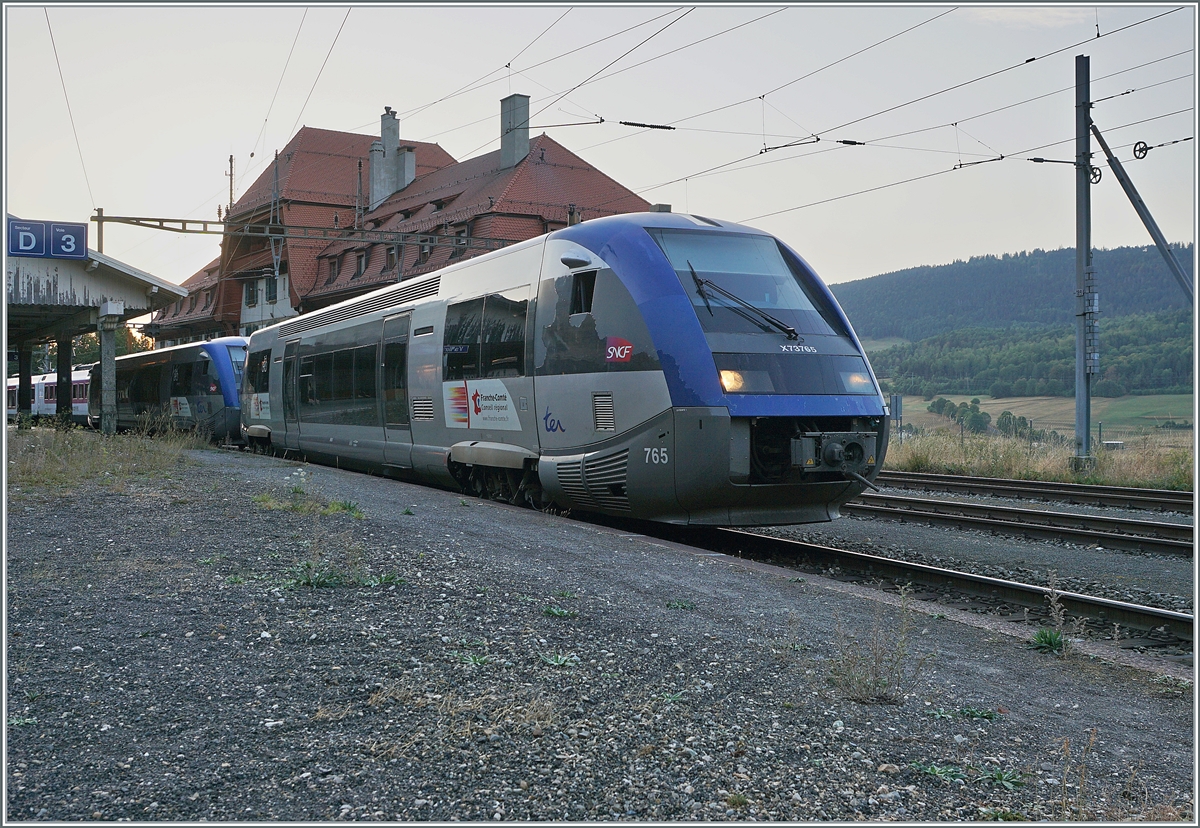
xmin=874 ymin=470 xmax=1194 ymax=514
xmin=698 ymin=528 xmax=1194 ymax=644
xmin=844 ymin=492 xmax=1194 ymax=557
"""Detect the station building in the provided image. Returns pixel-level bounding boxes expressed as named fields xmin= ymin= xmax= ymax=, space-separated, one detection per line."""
xmin=151 ymin=94 xmax=649 ymax=345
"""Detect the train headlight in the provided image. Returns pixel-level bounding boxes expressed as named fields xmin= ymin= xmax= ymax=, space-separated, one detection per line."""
xmin=719 ymin=370 xmax=744 ymax=392
xmin=840 ymin=371 xmax=872 ymax=393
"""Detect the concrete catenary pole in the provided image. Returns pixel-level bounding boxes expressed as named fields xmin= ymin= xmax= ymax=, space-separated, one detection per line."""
xmin=55 ymin=328 xmax=73 ymax=421
xmin=99 ymin=313 xmax=119 ymax=435
xmin=1073 ymin=54 xmax=1097 ymax=469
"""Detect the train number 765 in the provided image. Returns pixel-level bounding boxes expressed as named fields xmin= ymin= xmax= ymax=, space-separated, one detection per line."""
xmin=644 ymin=447 xmax=669 ymax=465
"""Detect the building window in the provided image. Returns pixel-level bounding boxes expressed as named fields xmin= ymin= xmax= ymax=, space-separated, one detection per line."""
xmin=353 ymin=251 xmax=367 ymax=279
xmin=265 ymin=274 xmax=278 ymax=303
xmin=325 ymin=257 xmax=339 ymax=286
xmin=386 ymin=246 xmax=397 ymax=271
xmin=203 ymin=290 xmax=213 ymax=310
xmin=450 ymin=228 xmax=468 ymax=259
xmin=172 ymin=300 xmax=182 ymax=316
xmin=417 ymin=240 xmax=432 ymax=265
xmin=245 ymin=280 xmax=257 ymax=307
xmin=189 ymin=294 xmax=198 ymax=312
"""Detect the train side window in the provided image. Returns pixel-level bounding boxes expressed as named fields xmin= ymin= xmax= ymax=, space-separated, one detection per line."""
xmin=247 ymin=349 xmax=271 ymax=394
xmin=332 ymin=350 xmax=353 ymax=401
xmin=481 ymin=289 xmax=528 ymax=377
xmin=170 ymin=363 xmax=194 ymax=397
xmin=382 ymin=315 xmax=410 ymax=427
xmin=44 ymin=384 xmax=56 ymax=402
xmin=353 ymin=345 xmax=376 ymax=400
xmin=569 ymin=271 xmax=596 ymax=315
xmin=442 ymin=298 xmax=483 ymax=381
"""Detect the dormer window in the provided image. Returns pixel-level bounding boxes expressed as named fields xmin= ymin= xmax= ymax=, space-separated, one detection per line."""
xmin=354 ymin=251 xmax=367 ymax=278
xmin=386 ymin=246 xmax=398 ymax=271
xmin=325 ymin=257 xmax=340 ymax=286
xmin=188 ymin=294 xmax=198 ymax=312
xmin=431 ymin=200 xmax=444 ymax=213
xmin=417 ymin=240 xmax=432 ymax=265
xmin=203 ymin=290 xmax=213 ymax=310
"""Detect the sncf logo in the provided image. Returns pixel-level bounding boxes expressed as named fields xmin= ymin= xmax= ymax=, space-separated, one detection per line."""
xmin=605 ymin=337 xmax=634 ymax=363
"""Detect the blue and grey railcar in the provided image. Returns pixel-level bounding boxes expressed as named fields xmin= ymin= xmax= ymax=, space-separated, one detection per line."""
xmin=242 ymin=212 xmax=888 ymax=526
xmin=88 ymin=338 xmax=247 ymax=440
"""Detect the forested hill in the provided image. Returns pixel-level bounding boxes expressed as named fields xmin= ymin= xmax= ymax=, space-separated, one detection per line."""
xmin=830 ymin=244 xmax=1193 ymax=341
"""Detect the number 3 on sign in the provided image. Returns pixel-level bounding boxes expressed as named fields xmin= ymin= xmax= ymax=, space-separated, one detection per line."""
xmin=644 ymin=447 xmax=669 ymax=464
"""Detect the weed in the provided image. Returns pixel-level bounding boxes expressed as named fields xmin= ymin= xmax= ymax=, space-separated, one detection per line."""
xmin=287 ymin=559 xmax=345 ymax=589
xmin=542 ymin=606 xmax=578 ymax=619
xmin=1028 ymin=627 xmax=1065 ymax=654
xmin=459 ymin=498 xmax=470 ymax=507
xmin=981 ymin=767 xmax=1026 ymax=790
xmin=23 ymin=690 xmax=42 ymax=703
xmin=7 ymin=716 xmax=38 ymax=727
xmin=726 ymin=792 xmax=749 ymax=808
xmin=827 ymin=585 xmax=932 ymax=704
xmin=958 ymin=706 xmax=999 ymax=720
xmin=656 ymin=691 xmax=685 ymax=704
xmin=458 ymin=637 xmax=487 ymax=649
xmin=401 ymin=507 xmax=415 ymax=516
xmin=292 ymin=485 xmax=305 ymax=496
xmin=928 ymin=708 xmax=955 ymax=719
xmin=666 ymin=599 xmax=696 ymax=610
xmin=539 ymin=652 xmax=580 ymax=668
xmin=788 ymin=576 xmax=806 ymax=584
xmin=324 ymin=499 xmax=364 ymax=518
xmin=910 ymin=761 xmax=966 ymax=783
xmin=1149 ymin=674 xmax=1193 ymax=695
xmin=553 ymin=589 xmax=577 ymax=599
xmin=1058 ymin=728 xmax=1098 ymax=821
xmin=198 ymin=556 xmax=217 ymax=566
xmin=459 ymin=653 xmax=492 ymax=667
xmin=225 ymin=575 xmax=245 ymax=585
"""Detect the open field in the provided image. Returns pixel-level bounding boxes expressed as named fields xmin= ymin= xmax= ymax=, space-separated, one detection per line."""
xmin=896 ymin=393 xmax=1194 ymax=445
xmin=858 ymin=336 xmax=910 ymax=352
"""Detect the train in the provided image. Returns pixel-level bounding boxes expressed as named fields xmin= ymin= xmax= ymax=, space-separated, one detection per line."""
xmin=241 ymin=212 xmax=888 ymax=525
xmin=86 ymin=337 xmax=248 ymax=440
xmin=6 ymin=367 xmax=94 ymax=424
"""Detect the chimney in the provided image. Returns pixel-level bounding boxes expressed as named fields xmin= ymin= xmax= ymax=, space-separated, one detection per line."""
xmin=500 ymin=93 xmax=530 ymax=169
xmin=369 ymin=140 xmax=389 ymax=211
xmin=370 ymin=106 xmax=416 ymax=211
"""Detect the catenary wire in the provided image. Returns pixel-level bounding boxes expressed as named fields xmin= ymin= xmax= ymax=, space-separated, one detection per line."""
xmin=457 ymin=7 xmax=694 ymax=159
xmin=44 ymin=9 xmax=95 ymax=208
xmin=740 ymin=109 xmax=1194 ymax=223
xmin=579 ymin=7 xmax=956 ymax=152
xmin=288 ymin=7 xmax=352 ymax=137
xmin=248 ymin=8 xmax=308 ymax=169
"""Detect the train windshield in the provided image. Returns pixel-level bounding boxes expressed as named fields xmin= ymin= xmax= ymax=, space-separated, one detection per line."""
xmin=228 ymin=345 xmax=246 ymax=390
xmin=647 ymin=229 xmax=846 ymax=338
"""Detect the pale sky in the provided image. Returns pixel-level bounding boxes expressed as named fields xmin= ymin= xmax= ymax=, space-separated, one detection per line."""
xmin=4 ymin=3 xmax=1196 ymax=288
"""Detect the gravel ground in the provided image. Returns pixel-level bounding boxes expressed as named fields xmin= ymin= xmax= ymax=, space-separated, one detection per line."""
xmin=5 ymin=446 xmax=1195 ymax=821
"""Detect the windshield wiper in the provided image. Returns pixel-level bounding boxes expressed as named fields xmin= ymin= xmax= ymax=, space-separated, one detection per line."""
xmin=690 ymin=272 xmax=799 ymax=340
xmin=687 ymin=261 xmax=713 ymax=317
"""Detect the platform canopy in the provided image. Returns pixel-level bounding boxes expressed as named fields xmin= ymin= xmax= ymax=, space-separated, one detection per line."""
xmin=6 ymin=246 xmax=185 ymax=348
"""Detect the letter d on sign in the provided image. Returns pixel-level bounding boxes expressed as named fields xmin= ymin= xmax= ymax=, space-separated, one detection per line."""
xmin=19 ymin=231 xmax=35 ymax=250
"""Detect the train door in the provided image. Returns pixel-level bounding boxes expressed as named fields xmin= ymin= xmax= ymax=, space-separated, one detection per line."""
xmin=282 ymin=340 xmax=300 ymax=450
xmin=381 ymin=313 xmax=412 ymax=468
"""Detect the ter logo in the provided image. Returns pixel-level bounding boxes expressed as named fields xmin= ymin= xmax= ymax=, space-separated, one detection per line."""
xmin=605 ymin=337 xmax=633 ymax=363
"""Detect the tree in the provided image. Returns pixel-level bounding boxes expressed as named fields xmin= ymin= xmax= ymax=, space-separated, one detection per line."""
xmin=56 ymin=328 xmax=152 ymax=366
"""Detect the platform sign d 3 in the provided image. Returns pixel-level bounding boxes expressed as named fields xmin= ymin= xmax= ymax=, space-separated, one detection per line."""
xmin=7 ymin=217 xmax=88 ymax=260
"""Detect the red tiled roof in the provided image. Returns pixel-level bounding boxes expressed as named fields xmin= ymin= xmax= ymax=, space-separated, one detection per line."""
xmin=305 ymin=134 xmax=649 ymax=302
xmin=229 ymin=126 xmax=456 ymax=219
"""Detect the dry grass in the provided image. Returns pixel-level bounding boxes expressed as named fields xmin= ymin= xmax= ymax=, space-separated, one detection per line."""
xmin=886 ymin=429 xmax=1192 ymax=490
xmin=6 ymin=426 xmax=208 ymax=491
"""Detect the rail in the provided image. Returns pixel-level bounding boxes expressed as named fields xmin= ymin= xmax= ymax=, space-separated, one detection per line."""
xmin=875 ymin=471 xmax=1193 ymax=514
